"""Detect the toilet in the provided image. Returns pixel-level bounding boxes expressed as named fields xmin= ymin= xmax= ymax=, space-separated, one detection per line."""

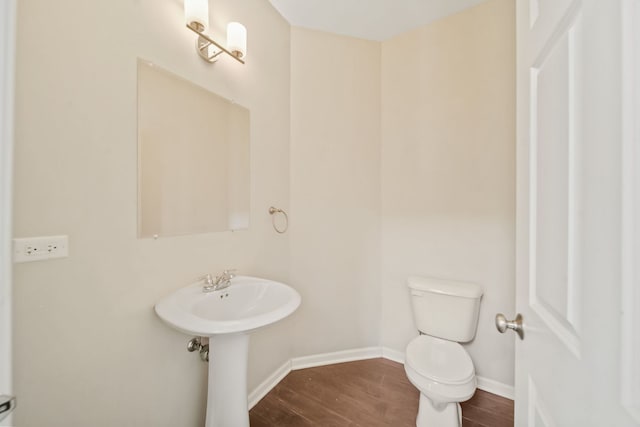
xmin=404 ymin=276 xmax=483 ymax=427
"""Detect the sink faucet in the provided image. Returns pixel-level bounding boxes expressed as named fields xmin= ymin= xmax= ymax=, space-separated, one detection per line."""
xmin=200 ymin=270 xmax=236 ymax=293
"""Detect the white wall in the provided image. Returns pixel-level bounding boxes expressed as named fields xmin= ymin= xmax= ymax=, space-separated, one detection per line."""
xmin=12 ymin=0 xmax=291 ymax=425
xmin=380 ymin=0 xmax=516 ymax=386
xmin=289 ymin=27 xmax=382 ymax=356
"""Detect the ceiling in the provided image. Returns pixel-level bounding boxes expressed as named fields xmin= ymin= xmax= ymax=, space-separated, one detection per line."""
xmin=268 ymin=0 xmax=489 ymax=41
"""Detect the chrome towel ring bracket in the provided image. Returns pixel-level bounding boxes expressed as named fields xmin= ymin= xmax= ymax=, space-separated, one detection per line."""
xmin=268 ymin=206 xmax=289 ymax=234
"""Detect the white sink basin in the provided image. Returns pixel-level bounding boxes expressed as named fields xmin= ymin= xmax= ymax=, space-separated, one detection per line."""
xmin=155 ymin=275 xmax=301 ymax=427
xmin=155 ymin=275 xmax=301 ymax=336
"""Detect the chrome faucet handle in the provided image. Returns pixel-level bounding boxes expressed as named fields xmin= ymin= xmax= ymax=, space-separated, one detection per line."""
xmin=198 ymin=274 xmax=214 ymax=285
xmin=222 ymin=269 xmax=237 ymax=279
xmin=200 ymin=274 xmax=217 ymax=293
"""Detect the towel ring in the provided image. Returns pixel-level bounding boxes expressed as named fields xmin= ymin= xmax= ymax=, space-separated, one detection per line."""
xmin=268 ymin=206 xmax=289 ymax=234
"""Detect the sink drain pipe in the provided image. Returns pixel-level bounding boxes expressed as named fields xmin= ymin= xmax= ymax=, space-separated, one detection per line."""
xmin=187 ymin=337 xmax=210 ymax=362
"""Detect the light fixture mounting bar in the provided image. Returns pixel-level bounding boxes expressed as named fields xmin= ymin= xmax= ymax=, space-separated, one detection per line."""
xmin=186 ymin=23 xmax=245 ymax=65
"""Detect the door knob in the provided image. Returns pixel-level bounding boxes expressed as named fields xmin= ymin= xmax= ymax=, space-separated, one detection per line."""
xmin=495 ymin=313 xmax=524 ymax=340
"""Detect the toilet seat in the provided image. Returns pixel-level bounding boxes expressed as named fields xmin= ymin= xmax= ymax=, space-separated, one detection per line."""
xmin=405 ymin=336 xmax=476 ymax=404
xmin=406 ymin=336 xmax=474 ymax=385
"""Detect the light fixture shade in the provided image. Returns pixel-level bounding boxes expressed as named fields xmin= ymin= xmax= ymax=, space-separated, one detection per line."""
xmin=227 ymin=22 xmax=247 ymax=59
xmin=185 ymin=0 xmax=209 ymax=32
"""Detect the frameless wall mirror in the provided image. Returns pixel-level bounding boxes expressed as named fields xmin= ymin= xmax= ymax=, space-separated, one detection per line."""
xmin=137 ymin=59 xmax=250 ymax=238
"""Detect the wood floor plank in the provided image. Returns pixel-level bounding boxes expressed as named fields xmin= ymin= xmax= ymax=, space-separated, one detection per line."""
xmin=249 ymin=358 xmax=513 ymax=427
xmin=462 ymin=403 xmax=513 ymax=427
xmin=464 ymin=389 xmax=515 ymax=423
xmin=262 ymin=382 xmax=351 ymax=425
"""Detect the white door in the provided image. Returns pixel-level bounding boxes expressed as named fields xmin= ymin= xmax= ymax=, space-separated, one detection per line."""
xmin=0 ymin=0 xmax=16 ymax=425
xmin=513 ymin=0 xmax=640 ymax=425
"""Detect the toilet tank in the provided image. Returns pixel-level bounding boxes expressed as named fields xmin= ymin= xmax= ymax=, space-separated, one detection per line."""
xmin=407 ymin=276 xmax=483 ymax=342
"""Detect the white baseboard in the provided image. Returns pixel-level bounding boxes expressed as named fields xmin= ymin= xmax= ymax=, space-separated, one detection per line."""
xmin=381 ymin=347 xmax=405 ymax=364
xmin=290 ymin=347 xmax=382 ymax=370
xmin=247 ymin=346 xmax=514 ymax=409
xmin=248 ymin=360 xmax=292 ymax=409
xmin=476 ymin=375 xmax=515 ymax=400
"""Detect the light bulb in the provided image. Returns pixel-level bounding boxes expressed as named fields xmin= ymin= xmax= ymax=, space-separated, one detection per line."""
xmin=227 ymin=22 xmax=247 ymax=59
xmin=185 ymin=0 xmax=209 ymax=32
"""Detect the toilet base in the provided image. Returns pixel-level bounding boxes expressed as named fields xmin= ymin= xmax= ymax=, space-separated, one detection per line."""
xmin=416 ymin=394 xmax=462 ymax=427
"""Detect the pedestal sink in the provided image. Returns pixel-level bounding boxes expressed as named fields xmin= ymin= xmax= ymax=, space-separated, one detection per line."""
xmin=155 ymin=276 xmax=301 ymax=427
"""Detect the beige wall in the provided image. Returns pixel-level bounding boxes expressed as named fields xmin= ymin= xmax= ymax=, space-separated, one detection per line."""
xmin=380 ymin=0 xmax=516 ymax=386
xmin=12 ymin=1 xmax=516 ymax=425
xmin=12 ymin=0 xmax=291 ymax=425
xmin=289 ymin=27 xmax=382 ymax=356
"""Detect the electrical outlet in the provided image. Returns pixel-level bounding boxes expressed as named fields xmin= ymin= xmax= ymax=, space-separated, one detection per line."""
xmin=13 ymin=235 xmax=69 ymax=263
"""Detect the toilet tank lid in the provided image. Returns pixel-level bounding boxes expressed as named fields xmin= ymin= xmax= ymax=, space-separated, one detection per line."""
xmin=407 ymin=276 xmax=483 ymax=298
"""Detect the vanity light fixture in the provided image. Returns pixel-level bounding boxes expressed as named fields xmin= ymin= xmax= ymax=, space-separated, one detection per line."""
xmin=184 ymin=0 xmax=247 ymax=64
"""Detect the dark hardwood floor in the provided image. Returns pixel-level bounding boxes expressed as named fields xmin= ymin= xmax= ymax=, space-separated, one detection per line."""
xmin=249 ymin=358 xmax=514 ymax=427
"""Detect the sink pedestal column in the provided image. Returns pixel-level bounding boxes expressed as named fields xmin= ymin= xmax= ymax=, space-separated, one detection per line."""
xmin=205 ymin=333 xmax=250 ymax=427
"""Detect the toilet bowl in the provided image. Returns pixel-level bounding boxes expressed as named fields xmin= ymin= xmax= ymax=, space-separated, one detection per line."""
xmin=404 ymin=335 xmax=476 ymax=426
xmin=404 ymin=276 xmax=483 ymax=427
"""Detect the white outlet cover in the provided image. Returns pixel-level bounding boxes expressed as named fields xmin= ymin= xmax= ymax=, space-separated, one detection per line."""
xmin=13 ymin=235 xmax=69 ymax=263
